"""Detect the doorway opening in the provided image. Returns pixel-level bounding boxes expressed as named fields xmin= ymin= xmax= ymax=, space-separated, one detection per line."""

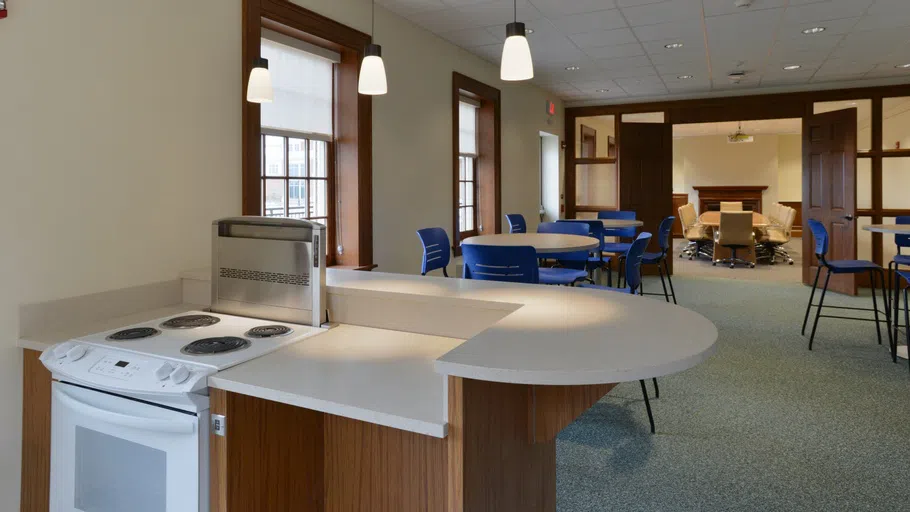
xmin=539 ymin=132 xmax=561 ymax=223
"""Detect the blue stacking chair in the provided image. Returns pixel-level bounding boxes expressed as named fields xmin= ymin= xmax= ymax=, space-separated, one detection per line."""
xmin=558 ymin=219 xmax=612 ymax=285
xmin=536 ymin=222 xmax=591 ymax=286
xmin=505 ymin=214 xmax=527 ymax=233
xmin=900 ymin=270 xmax=910 ymax=372
xmin=802 ymin=219 xmax=892 ymax=356
xmin=416 ymin=227 xmax=451 ymax=277
xmin=641 ymin=216 xmax=677 ymax=304
xmin=462 ymin=244 xmax=539 ymax=284
xmin=890 ymin=216 xmax=910 ymax=343
xmin=580 ymin=233 xmax=658 ymax=433
xmin=598 ymin=210 xmax=638 ymax=286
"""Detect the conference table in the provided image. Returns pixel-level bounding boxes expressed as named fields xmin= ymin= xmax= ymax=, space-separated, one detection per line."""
xmin=461 ymin=233 xmax=599 ymax=254
xmin=863 ymin=223 xmax=910 ymax=360
xmin=698 ymin=211 xmax=770 ymax=264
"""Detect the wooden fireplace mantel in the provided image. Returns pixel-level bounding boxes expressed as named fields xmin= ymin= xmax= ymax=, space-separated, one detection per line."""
xmin=692 ymin=185 xmax=768 ymax=214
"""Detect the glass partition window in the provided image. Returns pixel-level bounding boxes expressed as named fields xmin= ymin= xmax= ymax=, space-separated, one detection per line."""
xmin=857 ymin=216 xmax=872 ymax=262
xmin=575 ymin=115 xmax=615 ymax=159
xmin=458 ymin=100 xmax=479 ymax=235
xmin=883 ymin=97 xmax=910 ymax=150
xmin=813 ymin=100 xmax=872 ymax=152
xmin=882 ymin=158 xmax=910 ymax=210
xmin=857 ymin=158 xmax=872 ymax=210
xmin=576 ymin=163 xmax=617 ymax=208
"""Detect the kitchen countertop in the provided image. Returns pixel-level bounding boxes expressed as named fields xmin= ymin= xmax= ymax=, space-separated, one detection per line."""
xmin=209 ymin=325 xmax=459 ymax=437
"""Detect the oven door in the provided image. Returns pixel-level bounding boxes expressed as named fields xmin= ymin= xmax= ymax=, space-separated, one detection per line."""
xmin=50 ymin=381 xmax=207 ymax=512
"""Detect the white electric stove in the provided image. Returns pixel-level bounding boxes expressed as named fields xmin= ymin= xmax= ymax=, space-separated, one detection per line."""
xmin=40 ymin=310 xmax=326 ymax=512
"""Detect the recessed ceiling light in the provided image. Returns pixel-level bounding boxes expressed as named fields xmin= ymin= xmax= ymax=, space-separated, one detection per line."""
xmin=526 ymin=28 xmax=534 ymax=34
xmin=596 ymin=89 xmax=609 ymax=93
xmin=677 ymin=75 xmax=693 ymax=79
xmin=664 ymin=42 xmax=684 ymax=49
xmin=895 ymin=63 xmax=910 ymax=68
xmin=802 ymin=27 xmax=825 ymax=35
xmin=783 ymin=64 xmax=801 ymax=70
xmin=565 ymin=66 xmax=580 ymax=71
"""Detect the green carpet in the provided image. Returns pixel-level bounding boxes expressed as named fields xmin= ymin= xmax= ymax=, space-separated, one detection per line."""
xmin=557 ymin=275 xmax=910 ymax=511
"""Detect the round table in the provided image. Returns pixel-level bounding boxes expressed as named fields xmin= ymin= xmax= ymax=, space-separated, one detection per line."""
xmin=698 ymin=211 xmax=769 ymax=227
xmin=597 ymin=219 xmax=644 ymax=229
xmin=461 ymin=233 xmax=598 ymax=254
xmin=864 ymin=224 xmax=910 ymax=360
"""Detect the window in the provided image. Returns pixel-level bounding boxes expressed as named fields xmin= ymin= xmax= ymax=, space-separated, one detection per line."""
xmin=259 ymin=36 xmax=334 ymax=228
xmin=458 ymin=100 xmax=479 ymax=234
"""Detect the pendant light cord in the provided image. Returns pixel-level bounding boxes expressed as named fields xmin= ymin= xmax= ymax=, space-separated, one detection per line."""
xmin=513 ymin=0 xmax=516 ymax=23
xmin=372 ymin=0 xmax=375 ymax=38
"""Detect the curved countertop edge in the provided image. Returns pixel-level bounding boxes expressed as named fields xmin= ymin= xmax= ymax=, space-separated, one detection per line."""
xmin=434 ymin=332 xmax=719 ymax=386
xmin=208 ymin=375 xmax=448 ymax=438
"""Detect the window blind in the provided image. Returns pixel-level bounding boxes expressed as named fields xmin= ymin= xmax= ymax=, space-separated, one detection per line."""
xmin=459 ymin=100 xmax=478 ymax=156
xmin=260 ymin=38 xmax=334 ymax=140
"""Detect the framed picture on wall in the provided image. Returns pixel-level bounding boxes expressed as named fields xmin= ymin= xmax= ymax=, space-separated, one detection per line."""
xmin=607 ymin=135 xmax=616 ymax=157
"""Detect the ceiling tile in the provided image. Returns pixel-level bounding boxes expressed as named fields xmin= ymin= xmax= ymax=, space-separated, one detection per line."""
xmin=814 ymin=58 xmax=876 ymax=76
xmin=620 ymin=0 xmax=702 ymax=27
xmin=550 ymin=9 xmax=628 ymax=34
xmin=782 ymin=0 xmax=873 ymax=24
xmin=583 ymin=42 xmax=646 ymax=60
xmin=569 ymin=28 xmax=638 ymax=49
xmin=616 ymin=0 xmax=667 ymax=6
xmin=614 ymin=75 xmax=665 ymax=87
xmin=632 ymin=20 xmax=704 ymax=42
xmin=596 ymin=54 xmax=654 ymax=70
xmin=604 ymin=66 xmax=660 ymax=78
xmin=439 ymin=27 xmax=502 ymax=47
xmin=454 ymin=0 xmax=544 ymax=27
xmin=777 ymin=16 xmax=860 ymax=38
xmin=530 ymin=0 xmax=618 ymax=16
xmin=377 ymin=0 xmax=447 ymax=16
xmin=703 ymin=0 xmax=787 ymax=17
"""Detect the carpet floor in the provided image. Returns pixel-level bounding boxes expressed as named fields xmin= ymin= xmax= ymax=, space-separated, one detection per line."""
xmin=557 ymin=275 xmax=910 ymax=512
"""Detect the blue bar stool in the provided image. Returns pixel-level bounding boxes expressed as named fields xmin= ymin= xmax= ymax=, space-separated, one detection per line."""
xmin=580 ymin=233 xmax=659 ymax=434
xmin=536 ymin=222 xmax=590 ymax=286
xmin=641 ymin=216 xmax=677 ymax=304
xmin=462 ymin=244 xmax=539 ymax=284
xmin=598 ymin=210 xmax=637 ymax=287
xmin=416 ymin=227 xmax=451 ymax=277
xmin=558 ymin=219 xmax=612 ymax=285
xmin=802 ymin=219 xmax=893 ymax=355
xmin=890 ymin=216 xmax=910 ymax=344
xmin=505 ymin=213 xmax=527 ymax=233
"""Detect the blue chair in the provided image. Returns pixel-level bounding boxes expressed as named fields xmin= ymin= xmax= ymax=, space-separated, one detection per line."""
xmin=801 ymin=219 xmax=892 ymax=355
xmin=598 ymin=211 xmax=637 ymax=286
xmin=641 ymin=216 xmax=677 ymax=304
xmin=536 ymin=222 xmax=590 ymax=286
xmin=580 ymin=233 xmax=658 ymax=434
xmin=558 ymin=219 xmax=612 ymax=285
xmin=462 ymin=244 xmax=539 ymax=284
xmin=900 ymin=270 xmax=910 ymax=372
xmin=505 ymin=214 xmax=527 ymax=233
xmin=416 ymin=227 xmax=451 ymax=277
xmin=890 ymin=216 xmax=910 ymax=343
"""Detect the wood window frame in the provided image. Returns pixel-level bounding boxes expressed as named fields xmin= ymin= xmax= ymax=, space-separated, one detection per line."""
xmin=452 ymin=72 xmax=501 ymax=256
xmin=242 ymin=0 xmax=373 ymax=267
xmin=260 ymin=132 xmax=332 ymax=224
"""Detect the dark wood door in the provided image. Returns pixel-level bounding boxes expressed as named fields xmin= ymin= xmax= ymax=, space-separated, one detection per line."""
xmin=802 ymin=108 xmax=857 ymax=294
xmin=620 ymin=122 xmax=673 ymax=274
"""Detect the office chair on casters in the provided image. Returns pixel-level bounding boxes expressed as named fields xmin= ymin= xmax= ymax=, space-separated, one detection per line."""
xmin=713 ymin=212 xmax=755 ymax=269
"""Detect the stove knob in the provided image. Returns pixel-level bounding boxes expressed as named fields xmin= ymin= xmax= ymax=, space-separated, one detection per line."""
xmin=53 ymin=342 xmax=75 ymax=360
xmin=65 ymin=345 xmax=87 ymax=362
xmin=169 ymin=365 xmax=190 ymax=385
xmin=154 ymin=362 xmax=174 ymax=381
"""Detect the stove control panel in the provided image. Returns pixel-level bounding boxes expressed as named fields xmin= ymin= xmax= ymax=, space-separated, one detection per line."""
xmin=40 ymin=343 xmax=212 ymax=395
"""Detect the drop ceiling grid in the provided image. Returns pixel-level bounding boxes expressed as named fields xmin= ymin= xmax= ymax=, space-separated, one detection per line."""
xmin=377 ymin=0 xmax=910 ymax=103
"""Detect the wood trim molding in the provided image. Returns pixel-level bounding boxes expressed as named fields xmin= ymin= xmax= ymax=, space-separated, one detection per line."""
xmin=242 ymin=0 xmax=373 ymax=266
xmin=452 ymin=72 xmax=502 ymax=256
xmin=20 ymin=349 xmax=52 ymax=512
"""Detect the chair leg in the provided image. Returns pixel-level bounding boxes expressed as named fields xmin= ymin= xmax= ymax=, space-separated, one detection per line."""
xmin=639 ymin=380 xmax=655 ymax=434
xmin=904 ymin=287 xmax=910 ymax=372
xmin=802 ymin=266 xmax=822 ymax=335
xmin=657 ymin=264 xmax=670 ymax=303
xmin=443 ymin=267 xmax=449 ymax=278
xmin=663 ymin=259 xmax=677 ymax=304
xmin=894 ymin=274 xmax=901 ymax=362
xmin=879 ymin=269 xmax=893 ymax=354
xmin=652 ymin=377 xmax=659 ymax=399
xmin=870 ymin=270 xmax=883 ymax=346
xmin=607 ymin=266 xmax=613 ymax=288
xmin=808 ymin=271 xmax=832 ymax=350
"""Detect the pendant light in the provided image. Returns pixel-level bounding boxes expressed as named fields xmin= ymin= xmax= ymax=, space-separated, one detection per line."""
xmin=359 ymin=0 xmax=388 ymax=95
xmin=500 ymin=0 xmax=533 ymax=81
xmin=246 ymin=57 xmax=273 ymax=103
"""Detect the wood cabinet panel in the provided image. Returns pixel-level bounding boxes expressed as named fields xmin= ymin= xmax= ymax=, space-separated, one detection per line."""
xmin=21 ymin=349 xmax=51 ymax=512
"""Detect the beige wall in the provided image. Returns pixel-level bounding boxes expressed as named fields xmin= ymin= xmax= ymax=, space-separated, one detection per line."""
xmin=777 ymin=135 xmax=802 ymax=202
xmin=0 ymin=0 xmax=563 ymax=506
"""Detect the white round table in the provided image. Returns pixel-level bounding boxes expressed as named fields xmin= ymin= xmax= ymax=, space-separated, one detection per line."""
xmin=461 ymin=233 xmax=598 ymax=254
xmin=863 ymin=224 xmax=910 ymax=359
xmin=597 ymin=219 xmax=644 ymax=229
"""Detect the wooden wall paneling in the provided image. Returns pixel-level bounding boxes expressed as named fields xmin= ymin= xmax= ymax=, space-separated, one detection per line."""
xmin=209 ymin=389 xmax=228 ymax=512
xmin=21 ymin=349 xmax=51 ymax=512
xmin=672 ymin=193 xmax=689 ymax=237
xmin=241 ymin=0 xmax=262 ymax=217
xmin=692 ymin=186 xmax=768 ymax=214
xmin=528 ymin=383 xmax=616 ymax=443
xmin=323 ymin=415 xmax=447 ymax=511
xmin=779 ymin=201 xmax=803 ymax=237
xmin=871 ymin=95 xmax=883 ymax=267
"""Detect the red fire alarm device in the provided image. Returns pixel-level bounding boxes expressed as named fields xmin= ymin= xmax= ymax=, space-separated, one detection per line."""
xmin=0 ymin=0 xmax=7 ymax=18
xmin=546 ymin=100 xmax=556 ymax=116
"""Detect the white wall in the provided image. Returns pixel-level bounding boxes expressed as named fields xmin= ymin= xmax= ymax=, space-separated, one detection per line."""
xmin=0 ymin=1 xmax=563 ymax=504
xmin=673 ymin=134 xmax=802 ymax=212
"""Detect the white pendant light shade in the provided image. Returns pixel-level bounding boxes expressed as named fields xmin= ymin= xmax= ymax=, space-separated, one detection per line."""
xmin=246 ymin=58 xmax=273 ymax=103
xmin=358 ymin=44 xmax=388 ymax=95
xmin=501 ymin=22 xmax=533 ymax=81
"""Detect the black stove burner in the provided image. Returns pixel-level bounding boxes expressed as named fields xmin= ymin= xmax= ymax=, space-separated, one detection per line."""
xmin=106 ymin=327 xmax=161 ymax=341
xmin=245 ymin=325 xmax=293 ymax=339
xmin=181 ymin=336 xmax=251 ymax=355
xmin=161 ymin=314 xmax=220 ymax=329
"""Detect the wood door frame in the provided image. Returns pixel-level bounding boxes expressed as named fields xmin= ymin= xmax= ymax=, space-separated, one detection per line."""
xmin=452 ymin=72 xmax=501 ymax=256
xmin=242 ymin=0 xmax=373 ymax=267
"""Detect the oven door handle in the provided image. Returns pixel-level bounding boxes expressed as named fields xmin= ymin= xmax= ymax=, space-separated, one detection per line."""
xmin=53 ymin=388 xmax=195 ymax=435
